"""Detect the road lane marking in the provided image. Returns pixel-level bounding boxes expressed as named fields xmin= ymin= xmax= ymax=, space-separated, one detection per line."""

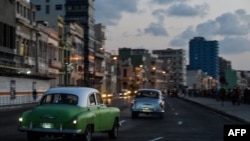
xmin=149 ymin=137 xmax=164 ymax=141
xmin=119 ymin=120 xmax=126 ymax=126
xmin=178 ymin=121 xmax=183 ymax=125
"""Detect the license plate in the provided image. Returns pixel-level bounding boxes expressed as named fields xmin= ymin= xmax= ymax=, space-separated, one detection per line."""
xmin=142 ymin=107 xmax=152 ymax=112
xmin=41 ymin=123 xmax=54 ymax=128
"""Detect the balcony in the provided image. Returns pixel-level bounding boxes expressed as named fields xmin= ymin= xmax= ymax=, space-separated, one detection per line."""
xmin=95 ymin=72 xmax=104 ymax=77
xmin=23 ymin=56 xmax=35 ymax=66
xmin=49 ymin=59 xmax=62 ymax=69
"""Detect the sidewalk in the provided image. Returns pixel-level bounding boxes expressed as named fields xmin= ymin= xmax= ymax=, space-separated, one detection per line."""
xmin=180 ymin=96 xmax=250 ymax=123
xmin=0 ymin=95 xmax=42 ymax=111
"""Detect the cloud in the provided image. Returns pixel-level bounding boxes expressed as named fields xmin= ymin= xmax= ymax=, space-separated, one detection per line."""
xmin=194 ymin=9 xmax=250 ymax=37
xmin=150 ymin=0 xmax=189 ymax=5
xmin=170 ymin=9 xmax=250 ymax=54
xmin=144 ymin=22 xmax=168 ymax=36
xmin=152 ymin=9 xmax=166 ymax=23
xmin=170 ymin=38 xmax=186 ymax=47
xmin=220 ymin=37 xmax=250 ymax=54
xmin=196 ymin=20 xmax=219 ymax=38
xmin=94 ymin=0 xmax=138 ymax=25
xmin=170 ymin=26 xmax=196 ymax=47
xmin=167 ymin=3 xmax=209 ymax=17
xmin=216 ymin=11 xmax=250 ymax=36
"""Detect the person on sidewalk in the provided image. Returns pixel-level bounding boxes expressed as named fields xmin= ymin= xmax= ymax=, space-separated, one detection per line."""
xmin=243 ymin=87 xmax=250 ymax=104
xmin=219 ymin=86 xmax=226 ymax=107
xmin=32 ymin=82 xmax=37 ymax=101
xmin=232 ymin=86 xmax=241 ymax=106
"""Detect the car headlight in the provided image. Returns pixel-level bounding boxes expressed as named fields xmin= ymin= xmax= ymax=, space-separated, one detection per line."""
xmin=73 ymin=119 xmax=77 ymax=124
xmin=19 ymin=117 xmax=23 ymax=122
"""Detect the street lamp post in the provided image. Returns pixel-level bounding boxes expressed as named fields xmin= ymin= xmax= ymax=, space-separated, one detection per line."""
xmin=112 ymin=56 xmax=118 ymax=94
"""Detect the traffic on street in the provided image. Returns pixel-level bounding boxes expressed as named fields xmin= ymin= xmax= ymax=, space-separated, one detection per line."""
xmin=0 ymin=94 xmax=245 ymax=141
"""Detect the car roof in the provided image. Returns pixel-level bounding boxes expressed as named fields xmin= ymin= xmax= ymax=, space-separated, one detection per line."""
xmin=137 ymin=88 xmax=162 ymax=93
xmin=45 ymin=87 xmax=99 ymax=95
xmin=137 ymin=88 xmax=162 ymax=95
xmin=43 ymin=87 xmax=100 ymax=107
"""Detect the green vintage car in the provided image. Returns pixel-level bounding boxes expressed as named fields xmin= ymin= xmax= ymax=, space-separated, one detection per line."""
xmin=18 ymin=87 xmax=121 ymax=141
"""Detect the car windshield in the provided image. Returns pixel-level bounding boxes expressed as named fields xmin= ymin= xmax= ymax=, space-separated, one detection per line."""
xmin=40 ymin=94 xmax=78 ymax=105
xmin=135 ymin=91 xmax=159 ymax=99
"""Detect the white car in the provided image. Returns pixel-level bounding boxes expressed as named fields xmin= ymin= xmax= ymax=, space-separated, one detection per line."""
xmin=130 ymin=88 xmax=165 ymax=119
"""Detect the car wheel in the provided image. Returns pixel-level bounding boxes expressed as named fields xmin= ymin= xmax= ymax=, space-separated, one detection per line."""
xmin=108 ymin=118 xmax=119 ymax=139
xmin=27 ymin=132 xmax=40 ymax=141
xmin=131 ymin=112 xmax=138 ymax=119
xmin=78 ymin=125 xmax=92 ymax=141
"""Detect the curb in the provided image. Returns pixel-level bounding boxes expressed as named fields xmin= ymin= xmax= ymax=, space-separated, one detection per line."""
xmin=179 ymin=97 xmax=249 ymax=124
xmin=0 ymin=102 xmax=38 ymax=111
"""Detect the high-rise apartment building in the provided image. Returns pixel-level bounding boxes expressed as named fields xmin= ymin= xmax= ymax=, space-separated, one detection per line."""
xmin=65 ymin=0 xmax=96 ymax=86
xmin=188 ymin=37 xmax=219 ymax=79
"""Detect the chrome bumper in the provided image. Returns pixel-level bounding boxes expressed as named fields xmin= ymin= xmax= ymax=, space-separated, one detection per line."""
xmin=18 ymin=126 xmax=82 ymax=134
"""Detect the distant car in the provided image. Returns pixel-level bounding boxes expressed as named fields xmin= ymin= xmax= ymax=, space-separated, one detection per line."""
xmin=119 ymin=89 xmax=130 ymax=97
xmin=18 ymin=87 xmax=120 ymax=141
xmin=130 ymin=88 xmax=165 ymax=119
xmin=101 ymin=92 xmax=113 ymax=99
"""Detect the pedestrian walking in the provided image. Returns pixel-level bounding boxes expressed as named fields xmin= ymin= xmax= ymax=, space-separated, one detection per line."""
xmin=243 ymin=87 xmax=250 ymax=104
xmin=32 ymin=82 xmax=37 ymax=101
xmin=232 ymin=86 xmax=241 ymax=106
xmin=219 ymin=86 xmax=226 ymax=107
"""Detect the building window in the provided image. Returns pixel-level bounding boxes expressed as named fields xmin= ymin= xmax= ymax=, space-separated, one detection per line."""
xmin=27 ymin=9 xmax=31 ymax=20
xmin=23 ymin=7 xmax=27 ymax=18
xmin=46 ymin=5 xmax=50 ymax=14
xmin=32 ymin=11 xmax=35 ymax=21
xmin=123 ymin=69 xmax=127 ymax=77
xmin=55 ymin=5 xmax=62 ymax=10
xmin=35 ymin=5 xmax=41 ymax=11
xmin=16 ymin=2 xmax=20 ymax=13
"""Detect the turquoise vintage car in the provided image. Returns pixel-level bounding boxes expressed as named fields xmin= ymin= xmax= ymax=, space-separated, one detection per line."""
xmin=18 ymin=87 xmax=120 ymax=141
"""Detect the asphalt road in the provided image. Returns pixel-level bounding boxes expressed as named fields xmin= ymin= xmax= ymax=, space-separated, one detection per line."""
xmin=0 ymin=96 xmax=245 ymax=141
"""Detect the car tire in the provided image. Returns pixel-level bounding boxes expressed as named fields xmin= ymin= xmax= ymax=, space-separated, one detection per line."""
xmin=108 ymin=118 xmax=119 ymax=139
xmin=131 ymin=112 xmax=139 ymax=119
xmin=78 ymin=125 xmax=92 ymax=141
xmin=27 ymin=132 xmax=40 ymax=141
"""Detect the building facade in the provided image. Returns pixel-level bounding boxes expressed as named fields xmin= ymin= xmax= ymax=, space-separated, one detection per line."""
xmin=118 ymin=48 xmax=168 ymax=92
xmin=219 ymin=57 xmax=232 ymax=85
xmin=0 ymin=0 xmax=51 ymax=96
xmin=149 ymin=55 xmax=166 ymax=90
xmin=65 ymin=0 xmax=96 ymax=87
xmin=152 ymin=48 xmax=187 ymax=90
xmin=93 ymin=23 xmax=105 ymax=91
xmin=102 ymin=52 xmax=113 ymax=94
xmin=189 ymin=37 xmax=219 ymax=80
xmin=32 ymin=0 xmax=101 ymax=87
xmin=65 ymin=22 xmax=85 ymax=86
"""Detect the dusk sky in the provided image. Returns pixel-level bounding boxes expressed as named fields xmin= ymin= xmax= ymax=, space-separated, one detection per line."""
xmin=94 ymin=0 xmax=250 ymax=70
